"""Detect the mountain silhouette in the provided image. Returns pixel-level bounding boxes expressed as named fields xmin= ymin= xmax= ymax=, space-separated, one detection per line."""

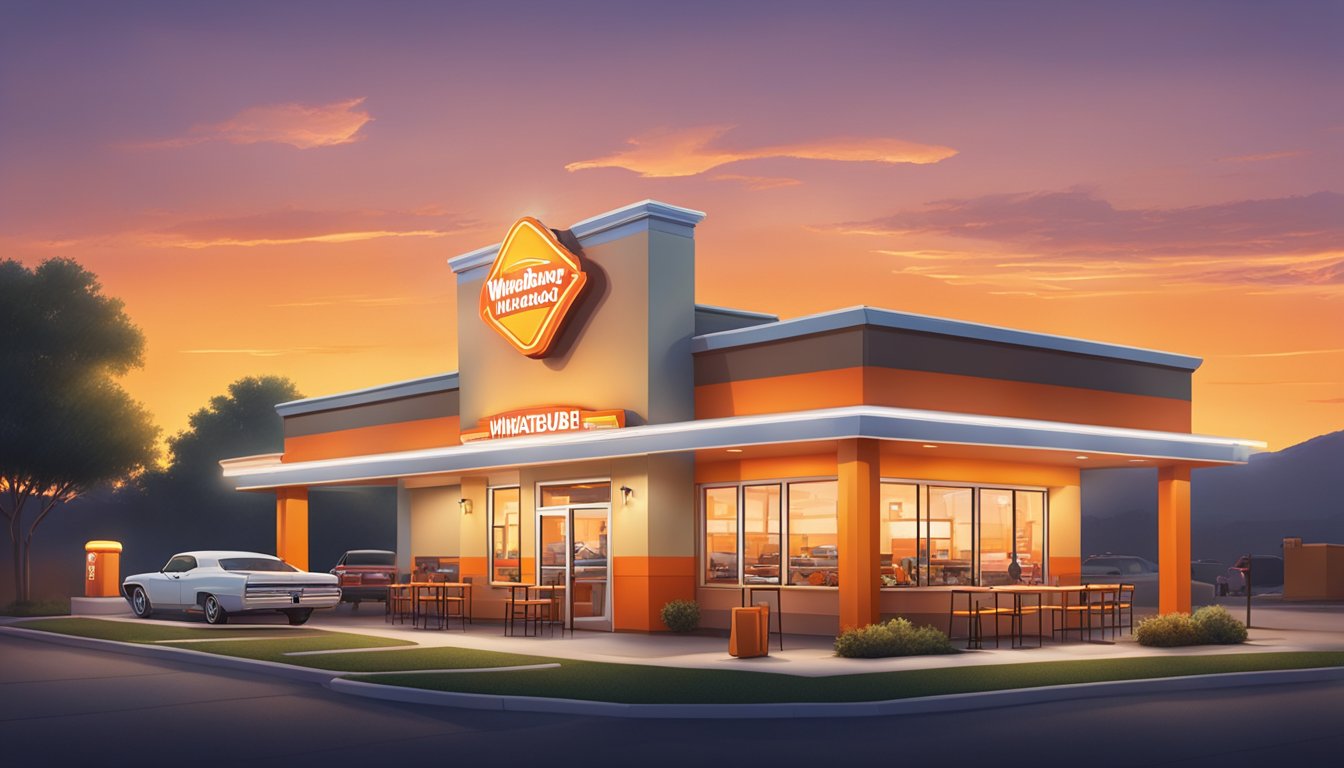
xmin=1082 ymin=429 xmax=1344 ymax=568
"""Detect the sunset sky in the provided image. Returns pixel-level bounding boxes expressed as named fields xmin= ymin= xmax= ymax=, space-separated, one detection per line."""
xmin=2 ymin=1 xmax=1341 ymax=453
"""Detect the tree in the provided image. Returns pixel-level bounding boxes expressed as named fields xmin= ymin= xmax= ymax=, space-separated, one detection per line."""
xmin=0 ymin=258 xmax=159 ymax=603
xmin=150 ymin=375 xmax=300 ymax=489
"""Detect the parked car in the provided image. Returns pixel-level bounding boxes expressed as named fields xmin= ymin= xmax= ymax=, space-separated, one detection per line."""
xmin=122 ymin=551 xmax=341 ymax=625
xmin=330 ymin=549 xmax=397 ymax=606
xmin=1082 ymin=553 xmax=1221 ymax=605
xmin=1226 ymin=555 xmax=1285 ymax=595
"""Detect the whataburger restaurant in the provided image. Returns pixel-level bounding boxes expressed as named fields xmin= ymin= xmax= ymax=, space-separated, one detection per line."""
xmin=221 ymin=200 xmax=1264 ymax=635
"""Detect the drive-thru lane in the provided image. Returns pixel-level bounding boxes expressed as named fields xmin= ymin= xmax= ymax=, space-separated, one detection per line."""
xmin=2 ymin=633 xmax=1341 ymax=766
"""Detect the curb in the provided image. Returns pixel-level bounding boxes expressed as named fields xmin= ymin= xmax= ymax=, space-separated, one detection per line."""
xmin=327 ymin=665 xmax=1344 ymax=719
xmin=7 ymin=624 xmax=1343 ymax=719
xmin=0 ymin=625 xmax=338 ymax=685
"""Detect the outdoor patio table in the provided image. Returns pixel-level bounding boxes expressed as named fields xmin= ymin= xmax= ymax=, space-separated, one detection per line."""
xmin=411 ymin=582 xmax=467 ymax=630
xmin=741 ymin=585 xmax=784 ymax=650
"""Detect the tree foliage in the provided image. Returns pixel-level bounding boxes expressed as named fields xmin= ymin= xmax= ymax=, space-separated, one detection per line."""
xmin=158 ymin=376 xmax=300 ymax=487
xmin=0 ymin=258 xmax=159 ymax=602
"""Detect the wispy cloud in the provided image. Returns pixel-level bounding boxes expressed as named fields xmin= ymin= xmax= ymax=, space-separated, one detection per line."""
xmin=711 ymin=173 xmax=803 ymax=190
xmin=270 ymin=294 xmax=447 ymax=309
xmin=180 ymin=345 xmax=375 ymax=357
xmin=1309 ymin=397 xmax=1344 ymax=404
xmin=1217 ymin=150 xmax=1307 ymax=164
xmin=141 ymin=206 xmax=478 ymax=249
xmin=141 ymin=97 xmax=373 ymax=150
xmin=840 ymin=190 xmax=1344 ymax=295
xmin=1214 ymin=348 xmax=1344 ymax=359
xmin=566 ymin=125 xmax=956 ymax=178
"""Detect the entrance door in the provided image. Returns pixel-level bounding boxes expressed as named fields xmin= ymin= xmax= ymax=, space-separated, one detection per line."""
xmin=537 ymin=507 xmax=611 ymax=631
xmin=570 ymin=508 xmax=610 ymax=631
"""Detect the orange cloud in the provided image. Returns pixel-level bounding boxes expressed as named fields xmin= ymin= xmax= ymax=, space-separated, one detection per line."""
xmin=139 ymin=206 xmax=476 ymax=249
xmin=841 ymin=190 xmax=1344 ymax=296
xmin=144 ymin=97 xmax=373 ymax=150
xmin=711 ymin=173 xmax=804 ymax=190
xmin=566 ymin=125 xmax=957 ymax=177
xmin=1217 ymin=150 xmax=1307 ymax=164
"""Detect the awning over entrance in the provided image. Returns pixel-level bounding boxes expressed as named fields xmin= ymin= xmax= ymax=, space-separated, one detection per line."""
xmin=221 ymin=405 xmax=1264 ymax=490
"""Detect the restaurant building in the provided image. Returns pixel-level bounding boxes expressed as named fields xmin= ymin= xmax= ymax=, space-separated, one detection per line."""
xmin=221 ymin=200 xmax=1263 ymax=634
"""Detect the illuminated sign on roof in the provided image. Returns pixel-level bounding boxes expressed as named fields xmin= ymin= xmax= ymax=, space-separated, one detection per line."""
xmin=479 ymin=217 xmax=588 ymax=358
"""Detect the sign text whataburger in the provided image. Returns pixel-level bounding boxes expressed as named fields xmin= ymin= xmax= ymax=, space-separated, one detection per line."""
xmin=479 ymin=217 xmax=588 ymax=358
xmin=459 ymin=406 xmax=625 ymax=444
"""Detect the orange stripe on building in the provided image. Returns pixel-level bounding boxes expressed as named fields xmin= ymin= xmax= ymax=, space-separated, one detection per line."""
xmin=283 ymin=416 xmax=461 ymax=462
xmin=695 ymin=454 xmax=838 ymax=484
xmin=613 ymin=556 xmax=696 ymax=631
xmin=695 ymin=367 xmax=1191 ymax=432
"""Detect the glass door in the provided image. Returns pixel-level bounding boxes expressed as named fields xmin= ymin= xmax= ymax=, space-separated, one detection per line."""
xmin=570 ymin=508 xmax=610 ymax=631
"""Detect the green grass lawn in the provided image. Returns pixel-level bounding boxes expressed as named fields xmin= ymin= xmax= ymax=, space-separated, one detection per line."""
xmin=15 ymin=618 xmax=1344 ymax=704
xmin=358 ymin=652 xmax=1344 ymax=704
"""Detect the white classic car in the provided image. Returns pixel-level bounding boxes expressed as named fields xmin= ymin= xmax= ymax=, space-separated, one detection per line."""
xmin=121 ymin=551 xmax=342 ymax=625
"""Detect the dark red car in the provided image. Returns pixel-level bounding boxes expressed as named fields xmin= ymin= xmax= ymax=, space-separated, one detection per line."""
xmin=330 ymin=550 xmax=397 ymax=605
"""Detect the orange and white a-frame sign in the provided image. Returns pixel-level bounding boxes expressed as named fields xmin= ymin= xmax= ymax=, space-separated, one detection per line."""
xmin=479 ymin=217 xmax=588 ymax=358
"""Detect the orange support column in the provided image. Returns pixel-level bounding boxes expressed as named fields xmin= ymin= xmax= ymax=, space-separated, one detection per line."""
xmin=276 ymin=487 xmax=309 ymax=572
xmin=1157 ymin=465 xmax=1191 ymax=615
xmin=838 ymin=438 xmax=881 ymax=631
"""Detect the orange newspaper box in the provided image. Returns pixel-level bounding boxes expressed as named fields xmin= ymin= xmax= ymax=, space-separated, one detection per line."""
xmin=729 ymin=605 xmax=769 ymax=658
xmin=84 ymin=541 xmax=123 ymax=598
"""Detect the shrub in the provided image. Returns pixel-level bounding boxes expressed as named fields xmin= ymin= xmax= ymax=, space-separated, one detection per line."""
xmin=1136 ymin=607 xmax=1247 ymax=647
xmin=834 ymin=617 xmax=956 ymax=658
xmin=1193 ymin=605 xmax=1249 ymax=644
xmin=1136 ymin=613 xmax=1200 ymax=646
xmin=660 ymin=599 xmax=700 ymax=632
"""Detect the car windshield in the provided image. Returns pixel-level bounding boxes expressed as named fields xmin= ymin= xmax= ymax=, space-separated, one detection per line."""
xmin=343 ymin=552 xmax=395 ymax=566
xmin=219 ymin=557 xmax=298 ymax=572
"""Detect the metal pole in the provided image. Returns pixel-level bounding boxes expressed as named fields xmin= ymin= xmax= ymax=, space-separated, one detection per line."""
xmin=1244 ymin=553 xmax=1252 ymax=628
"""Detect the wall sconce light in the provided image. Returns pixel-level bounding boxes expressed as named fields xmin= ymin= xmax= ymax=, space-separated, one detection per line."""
xmin=458 ymin=498 xmax=473 ymax=515
xmin=619 ymin=485 xmax=633 ymax=505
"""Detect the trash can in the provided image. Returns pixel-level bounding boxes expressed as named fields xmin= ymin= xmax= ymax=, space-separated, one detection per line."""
xmin=84 ymin=541 xmax=123 ymax=598
xmin=729 ymin=605 xmax=767 ymax=658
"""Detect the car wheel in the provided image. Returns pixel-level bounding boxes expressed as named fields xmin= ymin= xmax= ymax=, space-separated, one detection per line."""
xmin=202 ymin=594 xmax=229 ymax=625
xmin=130 ymin=586 xmax=153 ymax=619
xmin=285 ymin=608 xmax=313 ymax=626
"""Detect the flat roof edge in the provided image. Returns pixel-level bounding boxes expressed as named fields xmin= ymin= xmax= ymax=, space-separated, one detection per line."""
xmin=275 ymin=372 xmax=460 ymax=417
xmin=691 ymin=305 xmax=1202 ymax=370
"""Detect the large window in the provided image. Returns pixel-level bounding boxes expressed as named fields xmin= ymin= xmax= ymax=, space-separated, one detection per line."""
xmin=490 ymin=486 xmax=520 ymax=583
xmin=977 ymin=488 xmax=1047 ymax=585
xmin=880 ymin=483 xmax=920 ymax=587
xmin=927 ymin=486 xmax=975 ymax=586
xmin=703 ymin=487 xmax=738 ymax=584
xmin=787 ymin=481 xmax=838 ymax=586
xmin=700 ymin=479 xmax=1047 ymax=588
xmin=700 ymin=480 xmax=837 ymax=588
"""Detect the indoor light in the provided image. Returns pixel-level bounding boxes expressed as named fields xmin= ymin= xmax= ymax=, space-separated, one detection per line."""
xmin=1075 ymin=456 xmax=1089 ymax=460
xmin=726 ymin=448 xmax=743 ymax=453
xmin=458 ymin=498 xmax=473 ymax=514
xmin=921 ymin=444 xmax=937 ymax=448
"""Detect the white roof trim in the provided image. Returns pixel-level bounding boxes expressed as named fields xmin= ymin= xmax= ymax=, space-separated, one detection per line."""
xmin=275 ymin=372 xmax=459 ymax=417
xmin=223 ymin=405 xmax=1262 ymax=490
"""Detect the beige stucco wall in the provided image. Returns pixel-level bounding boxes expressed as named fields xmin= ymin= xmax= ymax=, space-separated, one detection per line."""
xmin=408 ymin=485 xmax=462 ymax=559
xmin=455 ymin=228 xmax=696 ymax=429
